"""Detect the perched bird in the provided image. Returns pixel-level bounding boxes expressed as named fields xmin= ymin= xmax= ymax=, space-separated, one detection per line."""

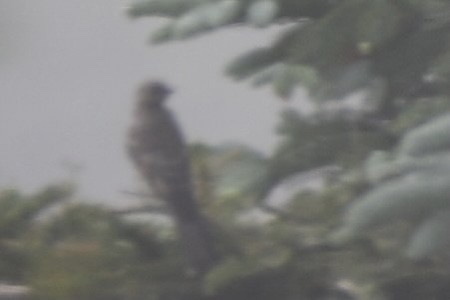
xmin=127 ymin=81 xmax=219 ymax=275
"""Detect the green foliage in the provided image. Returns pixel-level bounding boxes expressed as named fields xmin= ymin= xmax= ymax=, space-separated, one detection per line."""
xmin=190 ymin=142 xmax=268 ymax=221
xmin=28 ymin=203 xmax=199 ymax=300
xmin=398 ymin=112 xmax=450 ymax=157
xmin=128 ymin=0 xmax=450 ymax=119
xmin=30 ymin=240 xmax=134 ymax=300
xmin=125 ymin=1 xmax=450 ymax=293
xmin=224 ymin=48 xmax=276 ymax=81
xmin=0 ymin=184 xmax=72 ymax=281
xmin=390 ymin=97 xmax=450 ymax=135
xmin=204 ymin=256 xmax=286 ymax=296
xmin=268 ymin=109 xmax=392 ymax=186
xmin=0 ymin=184 xmax=72 ymax=238
xmin=333 ymin=171 xmax=450 ymax=243
xmin=3 ymin=0 xmax=450 ymax=298
xmin=406 ymin=209 xmax=450 ymax=259
xmin=333 ymin=113 xmax=450 ymax=260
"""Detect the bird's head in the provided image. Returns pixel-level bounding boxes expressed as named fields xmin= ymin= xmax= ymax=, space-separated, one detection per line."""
xmin=137 ymin=81 xmax=173 ymax=109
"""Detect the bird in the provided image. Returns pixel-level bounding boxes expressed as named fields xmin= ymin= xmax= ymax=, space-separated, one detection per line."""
xmin=126 ymin=81 xmax=219 ymax=275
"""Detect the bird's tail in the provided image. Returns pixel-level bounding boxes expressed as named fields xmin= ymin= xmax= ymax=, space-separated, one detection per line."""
xmin=176 ymin=216 xmax=220 ymax=276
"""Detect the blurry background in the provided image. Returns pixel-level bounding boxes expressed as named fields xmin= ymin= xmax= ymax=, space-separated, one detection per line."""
xmin=0 ymin=0 xmax=305 ymax=203
xmin=2 ymin=2 xmax=450 ymax=299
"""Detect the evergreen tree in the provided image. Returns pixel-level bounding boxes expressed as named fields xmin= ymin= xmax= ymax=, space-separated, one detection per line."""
xmin=0 ymin=184 xmax=72 ymax=281
xmin=127 ymin=0 xmax=450 ymax=119
xmin=124 ymin=1 xmax=450 ymax=298
xmin=127 ymin=0 xmax=450 ymax=250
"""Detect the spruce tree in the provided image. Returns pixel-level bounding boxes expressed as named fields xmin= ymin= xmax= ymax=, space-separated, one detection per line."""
xmin=126 ymin=1 xmax=450 ymax=298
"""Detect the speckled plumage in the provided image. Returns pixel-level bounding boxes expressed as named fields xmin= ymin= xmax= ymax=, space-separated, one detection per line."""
xmin=127 ymin=81 xmax=218 ymax=274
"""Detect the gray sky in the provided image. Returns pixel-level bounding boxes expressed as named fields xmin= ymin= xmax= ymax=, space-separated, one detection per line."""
xmin=0 ymin=0 xmax=306 ymax=204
